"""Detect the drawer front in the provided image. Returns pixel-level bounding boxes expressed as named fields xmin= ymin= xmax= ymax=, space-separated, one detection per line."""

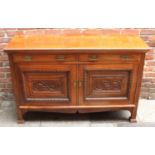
xmin=13 ymin=54 xmax=77 ymax=63
xmin=79 ymin=54 xmax=140 ymax=62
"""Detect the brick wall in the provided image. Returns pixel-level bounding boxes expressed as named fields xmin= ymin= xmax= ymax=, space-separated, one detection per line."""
xmin=0 ymin=28 xmax=155 ymax=100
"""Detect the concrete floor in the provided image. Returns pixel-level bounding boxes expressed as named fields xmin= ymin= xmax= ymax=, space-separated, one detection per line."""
xmin=0 ymin=99 xmax=155 ymax=127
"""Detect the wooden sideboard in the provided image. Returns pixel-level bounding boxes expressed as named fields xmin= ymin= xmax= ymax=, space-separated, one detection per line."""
xmin=5 ymin=35 xmax=150 ymax=123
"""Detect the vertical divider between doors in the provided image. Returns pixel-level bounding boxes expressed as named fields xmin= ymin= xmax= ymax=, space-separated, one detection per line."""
xmin=76 ymin=55 xmax=79 ymax=106
xmin=78 ymin=62 xmax=84 ymax=106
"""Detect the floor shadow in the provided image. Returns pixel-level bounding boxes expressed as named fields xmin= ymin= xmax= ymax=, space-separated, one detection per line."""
xmin=24 ymin=110 xmax=130 ymax=122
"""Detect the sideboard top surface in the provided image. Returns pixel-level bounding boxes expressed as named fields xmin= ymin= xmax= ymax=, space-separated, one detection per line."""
xmin=5 ymin=34 xmax=150 ymax=51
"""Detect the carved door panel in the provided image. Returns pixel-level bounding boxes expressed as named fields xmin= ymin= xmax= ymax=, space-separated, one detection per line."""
xmin=16 ymin=63 xmax=77 ymax=106
xmin=78 ymin=64 xmax=138 ymax=106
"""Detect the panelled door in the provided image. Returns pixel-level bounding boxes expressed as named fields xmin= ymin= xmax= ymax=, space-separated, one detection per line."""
xmin=78 ymin=64 xmax=138 ymax=106
xmin=14 ymin=61 xmax=139 ymax=107
xmin=15 ymin=63 xmax=77 ymax=106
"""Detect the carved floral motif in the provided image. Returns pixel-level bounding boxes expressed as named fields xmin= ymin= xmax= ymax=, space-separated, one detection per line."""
xmin=93 ymin=79 xmax=122 ymax=91
xmin=32 ymin=80 xmax=63 ymax=92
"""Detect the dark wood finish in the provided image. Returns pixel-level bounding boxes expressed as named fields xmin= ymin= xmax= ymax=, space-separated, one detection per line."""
xmin=5 ymin=35 xmax=150 ymax=123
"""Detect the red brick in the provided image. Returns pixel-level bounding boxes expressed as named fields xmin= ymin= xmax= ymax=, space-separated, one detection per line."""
xmin=5 ymin=30 xmax=17 ymax=37
xmin=82 ymin=29 xmax=103 ymax=35
xmin=142 ymin=82 xmax=151 ymax=87
xmin=0 ymin=55 xmax=8 ymax=61
xmin=0 ymin=43 xmax=7 ymax=50
xmin=145 ymin=54 xmax=155 ymax=60
xmin=44 ymin=29 xmax=62 ymax=35
xmin=22 ymin=29 xmax=46 ymax=35
xmin=0 ymin=31 xmax=5 ymax=37
xmin=0 ymin=37 xmax=11 ymax=43
xmin=140 ymin=35 xmax=149 ymax=41
xmin=147 ymin=36 xmax=155 ymax=47
xmin=141 ymin=86 xmax=149 ymax=91
xmin=0 ymin=88 xmax=12 ymax=92
xmin=144 ymin=66 xmax=154 ymax=72
xmin=149 ymin=93 xmax=155 ymax=99
xmin=1 ymin=52 xmax=8 ymax=56
xmin=140 ymin=92 xmax=149 ymax=99
xmin=0 ymin=73 xmax=5 ymax=78
xmin=149 ymin=84 xmax=155 ymax=88
xmin=6 ymin=83 xmax=12 ymax=88
xmin=142 ymin=78 xmax=152 ymax=83
xmin=6 ymin=73 xmax=11 ymax=78
xmin=0 ymin=38 xmax=4 ymax=43
xmin=146 ymin=48 xmax=155 ymax=54
xmin=62 ymin=29 xmax=82 ymax=35
xmin=149 ymin=88 xmax=155 ymax=93
xmin=140 ymin=29 xmax=155 ymax=35
xmin=16 ymin=30 xmax=25 ymax=35
xmin=121 ymin=29 xmax=140 ymax=35
xmin=0 ymin=83 xmax=5 ymax=88
xmin=146 ymin=61 xmax=155 ymax=66
xmin=2 ymin=61 xmax=9 ymax=67
xmin=24 ymin=30 xmax=39 ymax=35
xmin=0 ymin=67 xmax=10 ymax=72
xmin=0 ymin=78 xmax=11 ymax=83
xmin=17 ymin=28 xmax=36 ymax=31
xmin=83 ymin=29 xmax=120 ymax=35
xmin=3 ymin=28 xmax=17 ymax=30
xmin=102 ymin=29 xmax=121 ymax=35
xmin=144 ymin=73 xmax=155 ymax=77
xmin=142 ymin=83 xmax=155 ymax=88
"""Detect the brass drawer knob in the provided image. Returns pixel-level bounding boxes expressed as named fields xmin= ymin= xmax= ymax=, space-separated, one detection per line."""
xmin=89 ymin=55 xmax=97 ymax=61
xmin=24 ymin=56 xmax=32 ymax=61
xmin=120 ymin=55 xmax=129 ymax=59
xmin=56 ymin=55 xmax=65 ymax=61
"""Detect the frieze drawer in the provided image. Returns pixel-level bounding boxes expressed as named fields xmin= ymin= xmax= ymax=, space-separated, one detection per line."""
xmin=13 ymin=54 xmax=77 ymax=63
xmin=79 ymin=54 xmax=141 ymax=62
